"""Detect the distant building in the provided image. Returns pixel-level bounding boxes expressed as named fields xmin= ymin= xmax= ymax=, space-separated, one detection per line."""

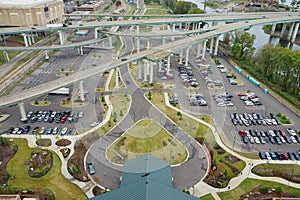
xmin=89 ymin=154 xmax=199 ymax=200
xmin=75 ymin=1 xmax=106 ymax=11
xmin=0 ymin=0 xmax=64 ymax=27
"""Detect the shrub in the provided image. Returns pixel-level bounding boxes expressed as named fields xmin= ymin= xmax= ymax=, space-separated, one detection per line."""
xmin=259 ymin=187 xmax=268 ymax=194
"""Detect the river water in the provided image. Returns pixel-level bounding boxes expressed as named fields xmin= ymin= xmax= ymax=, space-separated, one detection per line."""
xmin=188 ymin=0 xmax=300 ymax=52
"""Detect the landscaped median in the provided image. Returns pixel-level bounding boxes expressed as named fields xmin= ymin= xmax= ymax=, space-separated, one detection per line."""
xmin=106 ymin=118 xmax=188 ymax=165
xmin=149 ymin=92 xmax=245 ymax=187
xmin=219 ymin=178 xmax=300 ymax=199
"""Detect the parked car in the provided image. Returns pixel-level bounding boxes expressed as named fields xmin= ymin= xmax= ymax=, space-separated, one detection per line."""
xmin=61 ymin=127 xmax=68 ymax=135
xmin=87 ymin=163 xmax=95 ymax=175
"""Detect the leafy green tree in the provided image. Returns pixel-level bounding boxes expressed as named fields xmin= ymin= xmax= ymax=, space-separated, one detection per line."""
xmin=188 ymin=7 xmax=205 ymax=14
xmin=174 ymin=1 xmax=197 ymax=14
xmin=230 ymin=31 xmax=256 ymax=63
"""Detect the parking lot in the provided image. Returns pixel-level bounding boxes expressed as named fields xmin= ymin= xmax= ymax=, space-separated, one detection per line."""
xmin=162 ymin=48 xmax=299 ymax=155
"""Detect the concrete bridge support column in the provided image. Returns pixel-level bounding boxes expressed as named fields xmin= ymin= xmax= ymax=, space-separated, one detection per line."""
xmin=179 ymin=23 xmax=182 ymax=29
xmin=3 ymin=51 xmax=9 ymax=62
xmin=185 ymin=47 xmax=190 ymax=67
xmin=209 ymin=38 xmax=214 ymax=55
xmin=271 ymin=23 xmax=277 ymax=35
xmin=80 ymin=46 xmax=83 ymax=55
xmin=18 ymin=102 xmax=27 ymax=122
xmin=94 ymin=28 xmax=99 ymax=39
xmin=214 ymin=36 xmax=219 ymax=56
xmin=147 ymin=61 xmax=150 ymax=75
xmin=202 ymin=40 xmax=207 ymax=60
xmin=79 ymin=81 xmax=85 ymax=102
xmin=198 ymin=22 xmax=202 ymax=29
xmin=158 ymin=60 xmax=162 ymax=72
xmin=136 ymin=37 xmax=140 ymax=52
xmin=45 ymin=50 xmax=49 ymax=60
xmin=149 ymin=62 xmax=154 ymax=84
xmin=31 ymin=33 xmax=35 ymax=44
xmin=22 ymin=34 xmax=29 ymax=47
xmin=280 ymin=23 xmax=287 ymax=37
xmin=58 ymin=30 xmax=64 ymax=45
xmin=167 ymin=55 xmax=171 ymax=76
xmin=27 ymin=35 xmax=32 ymax=46
xmin=143 ymin=61 xmax=148 ymax=82
xmin=147 ymin=39 xmax=151 ymax=50
xmin=171 ymin=23 xmax=175 ymax=41
xmin=287 ymin=22 xmax=295 ymax=40
xmin=179 ymin=49 xmax=183 ymax=65
xmin=138 ymin=60 xmax=142 ymax=80
xmin=108 ymin=36 xmax=113 ymax=48
xmin=291 ymin=22 xmax=300 ymax=43
xmin=115 ymin=67 xmax=119 ymax=88
xmin=197 ymin=43 xmax=202 ymax=58
xmin=185 ymin=22 xmax=188 ymax=31
xmin=162 ymin=37 xmax=166 ymax=45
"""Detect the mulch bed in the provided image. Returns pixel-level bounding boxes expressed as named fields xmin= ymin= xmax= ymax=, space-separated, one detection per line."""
xmin=55 ymin=139 xmax=71 ymax=146
xmin=26 ymin=150 xmax=53 ymax=178
xmin=67 ymin=132 xmax=100 ymax=182
xmin=239 ymin=186 xmax=300 ymax=200
xmin=0 ymin=139 xmax=17 ymax=184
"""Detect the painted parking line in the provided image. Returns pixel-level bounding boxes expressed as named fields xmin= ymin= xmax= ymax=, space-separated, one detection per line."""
xmin=217 ymin=106 xmax=237 ymax=111
xmin=245 ymin=105 xmax=265 ymax=110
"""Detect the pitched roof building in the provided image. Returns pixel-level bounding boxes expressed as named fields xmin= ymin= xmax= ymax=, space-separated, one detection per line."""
xmin=90 ymin=155 xmax=199 ymax=200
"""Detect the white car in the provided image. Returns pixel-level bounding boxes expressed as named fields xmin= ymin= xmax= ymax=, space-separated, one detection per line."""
xmin=61 ymin=127 xmax=68 ymax=135
xmin=265 ymin=152 xmax=271 ymax=160
xmin=53 ymin=127 xmax=59 ymax=134
xmin=290 ymin=136 xmax=297 ymax=143
xmin=280 ymin=136 xmax=286 ymax=143
xmin=287 ymin=128 xmax=296 ymax=136
xmin=254 ymin=137 xmax=260 ymax=144
xmin=78 ymin=111 xmax=84 ymax=118
xmin=244 ymin=101 xmax=254 ymax=106
xmin=90 ymin=121 xmax=100 ymax=127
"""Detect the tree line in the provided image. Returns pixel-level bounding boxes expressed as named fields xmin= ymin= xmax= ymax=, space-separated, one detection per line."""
xmin=229 ymin=31 xmax=300 ymax=107
xmin=147 ymin=0 xmax=205 ymax=14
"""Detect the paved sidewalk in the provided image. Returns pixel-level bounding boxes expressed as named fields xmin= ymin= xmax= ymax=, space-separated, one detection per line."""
xmin=164 ymin=92 xmax=300 ymax=199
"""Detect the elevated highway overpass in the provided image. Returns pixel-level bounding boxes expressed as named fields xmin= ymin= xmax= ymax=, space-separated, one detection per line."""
xmin=1 ymin=12 xmax=297 ymax=36
xmin=0 ymin=14 xmax=299 ymax=107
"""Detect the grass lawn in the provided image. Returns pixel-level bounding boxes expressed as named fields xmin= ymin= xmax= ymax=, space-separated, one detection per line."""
xmin=219 ymin=178 xmax=300 ymax=199
xmin=97 ymin=93 xmax=130 ymax=135
xmin=7 ymin=139 xmax=86 ymax=200
xmin=145 ymin=4 xmax=172 ymax=15
xmin=31 ymin=100 xmax=51 ymax=106
xmin=150 ymin=92 xmax=215 ymax=146
xmin=106 ymin=119 xmax=188 ymax=164
xmin=200 ymin=194 xmax=215 ymax=200
xmin=0 ymin=51 xmax=21 ymax=66
xmin=276 ymin=112 xmax=292 ymax=124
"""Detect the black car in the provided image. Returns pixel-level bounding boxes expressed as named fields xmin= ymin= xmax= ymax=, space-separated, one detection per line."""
xmin=23 ymin=126 xmax=31 ymax=134
xmin=242 ymin=137 xmax=248 ymax=144
xmin=259 ymin=152 xmax=267 ymax=160
xmin=6 ymin=127 xmax=14 ymax=134
xmin=268 ymin=136 xmax=275 ymax=144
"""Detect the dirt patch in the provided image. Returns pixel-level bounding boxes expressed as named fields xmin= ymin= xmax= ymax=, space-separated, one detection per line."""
xmin=56 ymin=139 xmax=71 ymax=146
xmin=0 ymin=138 xmax=17 ymax=184
xmin=36 ymin=139 xmax=52 ymax=147
xmin=168 ymin=138 xmax=177 ymax=146
xmin=26 ymin=150 xmax=53 ymax=178
xmin=224 ymin=155 xmax=241 ymax=163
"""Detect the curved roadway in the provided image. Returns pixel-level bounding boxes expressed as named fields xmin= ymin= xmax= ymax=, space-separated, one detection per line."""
xmin=0 ymin=14 xmax=299 ymax=107
xmin=86 ymin=64 xmax=208 ymax=190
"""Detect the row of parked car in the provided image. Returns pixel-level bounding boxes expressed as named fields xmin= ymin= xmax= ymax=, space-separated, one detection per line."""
xmin=178 ymin=65 xmax=198 ymax=87
xmin=188 ymin=93 xmax=207 ymax=106
xmin=239 ymin=128 xmax=300 ymax=145
xmin=259 ymin=151 xmax=300 ymax=160
xmin=230 ymin=112 xmax=282 ymax=126
xmin=26 ymin=110 xmax=84 ymax=124
xmin=238 ymin=92 xmax=262 ymax=106
xmin=6 ymin=126 xmax=70 ymax=136
xmin=212 ymin=92 xmax=235 ymax=107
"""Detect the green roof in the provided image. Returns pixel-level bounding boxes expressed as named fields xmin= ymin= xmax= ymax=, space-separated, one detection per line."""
xmin=89 ymin=155 xmax=200 ymax=200
xmin=90 ymin=176 xmax=199 ymax=200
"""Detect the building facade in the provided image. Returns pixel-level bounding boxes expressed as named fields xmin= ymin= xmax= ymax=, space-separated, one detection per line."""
xmin=0 ymin=0 xmax=64 ymax=27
